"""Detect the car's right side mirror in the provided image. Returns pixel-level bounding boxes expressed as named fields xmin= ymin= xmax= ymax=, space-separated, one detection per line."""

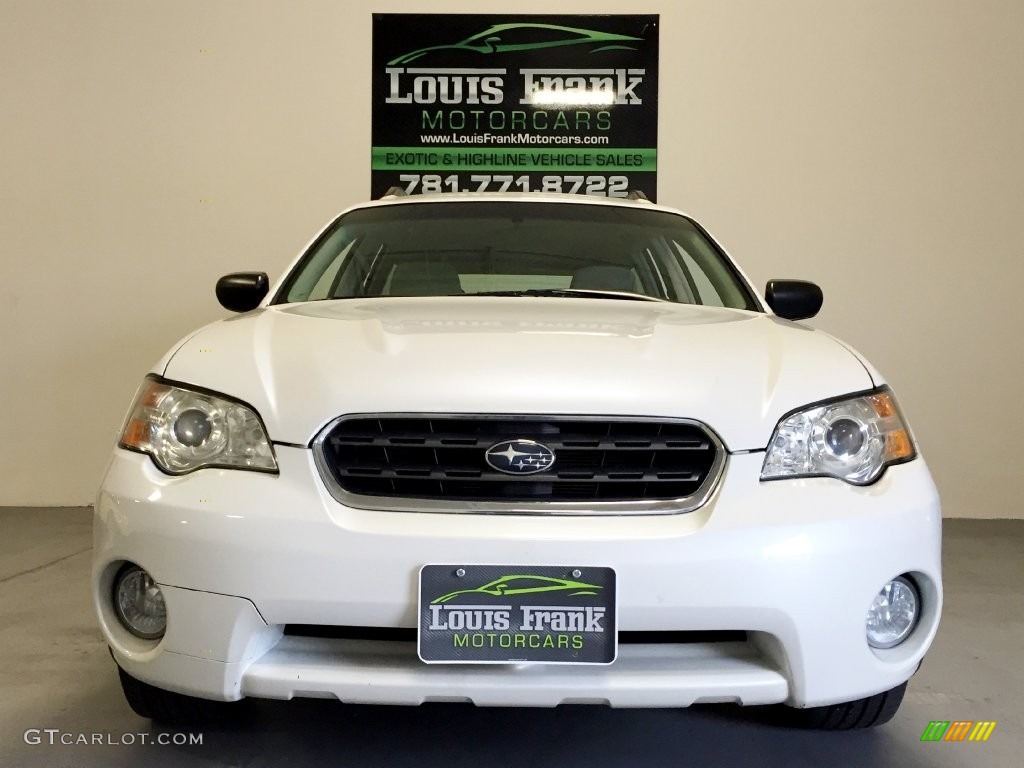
xmin=216 ymin=272 xmax=269 ymax=313
xmin=765 ymin=279 xmax=823 ymax=320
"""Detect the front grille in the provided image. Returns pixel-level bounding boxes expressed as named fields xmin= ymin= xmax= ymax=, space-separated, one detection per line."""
xmin=314 ymin=415 xmax=723 ymax=511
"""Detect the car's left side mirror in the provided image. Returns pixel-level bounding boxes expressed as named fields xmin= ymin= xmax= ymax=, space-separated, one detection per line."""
xmin=765 ymin=279 xmax=823 ymax=320
xmin=216 ymin=272 xmax=269 ymax=313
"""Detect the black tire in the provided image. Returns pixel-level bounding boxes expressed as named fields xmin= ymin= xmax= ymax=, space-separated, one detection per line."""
xmin=117 ymin=666 xmax=250 ymax=726
xmin=778 ymin=681 xmax=907 ymax=730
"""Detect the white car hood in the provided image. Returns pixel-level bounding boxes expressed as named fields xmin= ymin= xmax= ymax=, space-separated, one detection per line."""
xmin=161 ymin=297 xmax=874 ymax=450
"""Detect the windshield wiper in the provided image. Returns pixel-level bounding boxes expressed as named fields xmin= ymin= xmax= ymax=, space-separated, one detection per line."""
xmin=464 ymin=289 xmax=666 ymax=302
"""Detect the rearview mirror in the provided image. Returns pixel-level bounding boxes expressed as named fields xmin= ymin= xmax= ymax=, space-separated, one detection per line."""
xmin=765 ymin=279 xmax=823 ymax=320
xmin=216 ymin=272 xmax=269 ymax=313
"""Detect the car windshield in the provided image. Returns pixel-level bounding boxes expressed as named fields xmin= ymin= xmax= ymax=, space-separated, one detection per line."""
xmin=274 ymin=201 xmax=759 ymax=310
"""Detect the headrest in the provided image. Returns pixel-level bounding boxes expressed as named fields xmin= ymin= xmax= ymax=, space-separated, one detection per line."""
xmin=388 ymin=262 xmax=463 ymax=296
xmin=570 ymin=265 xmax=639 ymax=293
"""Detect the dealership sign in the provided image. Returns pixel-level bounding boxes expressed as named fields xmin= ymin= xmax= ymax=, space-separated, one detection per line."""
xmin=372 ymin=14 xmax=659 ymax=200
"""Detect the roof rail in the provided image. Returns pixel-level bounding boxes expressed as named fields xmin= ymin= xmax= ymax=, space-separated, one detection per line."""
xmin=626 ymin=189 xmax=649 ymax=201
xmin=381 ymin=186 xmax=408 ymax=198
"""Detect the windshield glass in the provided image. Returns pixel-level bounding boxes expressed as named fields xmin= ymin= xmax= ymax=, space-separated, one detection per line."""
xmin=274 ymin=201 xmax=759 ymax=310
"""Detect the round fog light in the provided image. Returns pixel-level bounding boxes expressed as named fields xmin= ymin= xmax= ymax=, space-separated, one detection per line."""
xmin=114 ymin=565 xmax=167 ymax=640
xmin=866 ymin=576 xmax=919 ymax=649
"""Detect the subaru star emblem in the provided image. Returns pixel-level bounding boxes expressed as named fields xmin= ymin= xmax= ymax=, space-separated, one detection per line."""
xmin=485 ymin=439 xmax=556 ymax=475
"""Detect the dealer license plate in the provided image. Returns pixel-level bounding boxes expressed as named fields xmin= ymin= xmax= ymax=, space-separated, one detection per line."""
xmin=418 ymin=565 xmax=617 ymax=664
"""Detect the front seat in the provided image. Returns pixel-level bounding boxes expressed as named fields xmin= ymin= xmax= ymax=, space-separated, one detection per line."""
xmin=570 ymin=265 xmax=640 ymax=293
xmin=388 ymin=262 xmax=464 ymax=296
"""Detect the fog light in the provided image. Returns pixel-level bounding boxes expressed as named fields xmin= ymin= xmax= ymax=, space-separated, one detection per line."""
xmin=866 ymin=576 xmax=919 ymax=649
xmin=113 ymin=565 xmax=167 ymax=640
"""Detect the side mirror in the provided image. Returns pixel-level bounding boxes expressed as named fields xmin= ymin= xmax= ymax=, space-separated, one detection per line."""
xmin=216 ymin=272 xmax=269 ymax=313
xmin=765 ymin=279 xmax=823 ymax=320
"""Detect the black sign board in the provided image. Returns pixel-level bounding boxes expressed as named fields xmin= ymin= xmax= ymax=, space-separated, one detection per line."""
xmin=372 ymin=15 xmax=659 ymax=200
xmin=419 ymin=565 xmax=617 ymax=665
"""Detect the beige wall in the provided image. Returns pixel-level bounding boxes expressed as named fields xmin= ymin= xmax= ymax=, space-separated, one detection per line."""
xmin=1 ymin=0 xmax=1021 ymax=516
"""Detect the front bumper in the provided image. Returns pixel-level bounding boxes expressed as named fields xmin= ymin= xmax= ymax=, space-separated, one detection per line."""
xmin=93 ymin=448 xmax=942 ymax=708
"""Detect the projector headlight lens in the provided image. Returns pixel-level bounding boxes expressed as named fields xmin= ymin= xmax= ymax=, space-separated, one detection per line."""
xmin=172 ymin=408 xmax=214 ymax=447
xmin=866 ymin=576 xmax=920 ymax=649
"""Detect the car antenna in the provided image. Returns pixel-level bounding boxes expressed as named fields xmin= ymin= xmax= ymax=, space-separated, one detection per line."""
xmin=381 ymin=186 xmax=408 ymax=198
xmin=626 ymin=189 xmax=649 ymax=201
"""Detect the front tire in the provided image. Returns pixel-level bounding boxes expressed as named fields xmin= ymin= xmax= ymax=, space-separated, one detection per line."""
xmin=117 ymin=666 xmax=250 ymax=726
xmin=780 ymin=682 xmax=907 ymax=729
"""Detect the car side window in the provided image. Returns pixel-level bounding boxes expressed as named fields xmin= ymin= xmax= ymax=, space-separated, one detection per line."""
xmin=677 ymin=246 xmax=725 ymax=307
xmin=306 ymin=241 xmax=357 ymax=301
xmin=489 ymin=27 xmax=577 ymax=45
xmin=671 ymin=237 xmax=748 ymax=309
xmin=285 ymin=229 xmax=356 ymax=302
xmin=499 ymin=578 xmax=546 ymax=591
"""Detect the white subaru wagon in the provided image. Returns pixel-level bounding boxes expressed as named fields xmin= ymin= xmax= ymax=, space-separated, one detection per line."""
xmin=93 ymin=192 xmax=942 ymax=728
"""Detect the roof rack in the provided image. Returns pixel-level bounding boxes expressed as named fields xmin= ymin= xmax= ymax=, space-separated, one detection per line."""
xmin=381 ymin=186 xmax=408 ymax=198
xmin=626 ymin=189 xmax=649 ymax=201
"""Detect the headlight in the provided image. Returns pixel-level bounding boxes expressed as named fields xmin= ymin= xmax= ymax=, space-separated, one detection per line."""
xmin=119 ymin=377 xmax=278 ymax=474
xmin=760 ymin=388 xmax=915 ymax=485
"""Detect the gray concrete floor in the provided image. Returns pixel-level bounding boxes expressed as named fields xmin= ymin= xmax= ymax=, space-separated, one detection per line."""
xmin=0 ymin=508 xmax=1019 ymax=767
